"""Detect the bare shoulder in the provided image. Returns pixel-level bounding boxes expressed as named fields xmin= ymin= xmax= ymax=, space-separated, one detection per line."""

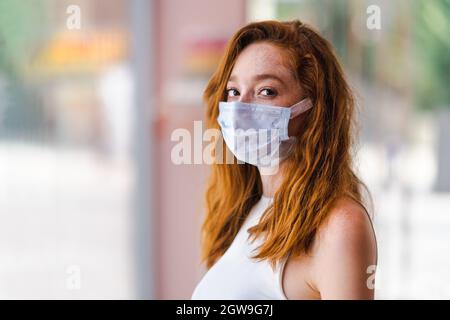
xmin=318 ymin=197 xmax=376 ymax=246
xmin=310 ymin=197 xmax=377 ymax=299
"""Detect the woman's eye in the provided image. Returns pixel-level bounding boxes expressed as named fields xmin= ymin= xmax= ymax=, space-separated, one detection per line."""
xmin=226 ymin=88 xmax=240 ymax=97
xmin=259 ymin=88 xmax=277 ymax=96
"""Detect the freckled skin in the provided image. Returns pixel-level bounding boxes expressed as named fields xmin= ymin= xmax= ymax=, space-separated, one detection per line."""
xmin=227 ymin=41 xmax=307 ymax=138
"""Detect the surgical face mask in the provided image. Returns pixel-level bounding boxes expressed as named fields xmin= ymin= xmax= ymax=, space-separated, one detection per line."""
xmin=217 ymin=98 xmax=313 ymax=168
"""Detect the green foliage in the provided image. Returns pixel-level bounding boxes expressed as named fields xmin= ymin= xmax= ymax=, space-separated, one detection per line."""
xmin=413 ymin=0 xmax=450 ymax=109
xmin=0 ymin=0 xmax=48 ymax=77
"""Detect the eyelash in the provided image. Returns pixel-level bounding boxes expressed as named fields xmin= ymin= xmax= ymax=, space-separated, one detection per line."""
xmin=226 ymin=87 xmax=278 ymax=97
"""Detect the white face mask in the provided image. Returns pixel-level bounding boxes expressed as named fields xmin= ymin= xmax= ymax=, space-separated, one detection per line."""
xmin=217 ymin=98 xmax=313 ymax=168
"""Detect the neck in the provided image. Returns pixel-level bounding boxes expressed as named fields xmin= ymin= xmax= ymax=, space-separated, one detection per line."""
xmin=257 ymin=161 xmax=287 ymax=198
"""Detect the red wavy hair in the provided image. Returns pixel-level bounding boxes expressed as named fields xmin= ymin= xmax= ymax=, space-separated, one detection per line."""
xmin=201 ymin=20 xmax=368 ymax=269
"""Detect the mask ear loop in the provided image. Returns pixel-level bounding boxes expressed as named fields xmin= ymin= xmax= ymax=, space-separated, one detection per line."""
xmin=289 ymin=98 xmax=313 ymax=119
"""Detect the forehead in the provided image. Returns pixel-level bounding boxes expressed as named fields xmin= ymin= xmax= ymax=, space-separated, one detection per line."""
xmin=230 ymin=42 xmax=293 ymax=80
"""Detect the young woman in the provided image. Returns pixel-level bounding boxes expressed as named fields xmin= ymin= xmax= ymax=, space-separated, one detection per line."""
xmin=191 ymin=20 xmax=377 ymax=300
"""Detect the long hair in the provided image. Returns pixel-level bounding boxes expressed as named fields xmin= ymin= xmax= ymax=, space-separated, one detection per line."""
xmin=201 ymin=20 xmax=368 ymax=270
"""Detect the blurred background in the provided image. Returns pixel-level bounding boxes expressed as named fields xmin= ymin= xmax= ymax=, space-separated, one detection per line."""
xmin=0 ymin=0 xmax=449 ymax=299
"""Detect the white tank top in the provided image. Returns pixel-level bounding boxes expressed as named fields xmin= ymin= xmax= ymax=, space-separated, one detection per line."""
xmin=191 ymin=196 xmax=289 ymax=300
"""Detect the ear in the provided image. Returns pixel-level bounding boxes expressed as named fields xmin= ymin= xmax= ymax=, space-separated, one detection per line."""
xmin=288 ymin=110 xmax=309 ymax=138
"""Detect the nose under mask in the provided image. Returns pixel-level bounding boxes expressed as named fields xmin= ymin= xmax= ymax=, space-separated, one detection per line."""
xmin=217 ymin=98 xmax=313 ymax=168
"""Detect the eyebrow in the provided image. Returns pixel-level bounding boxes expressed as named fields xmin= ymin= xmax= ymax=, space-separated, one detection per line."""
xmin=228 ymin=73 xmax=285 ymax=84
